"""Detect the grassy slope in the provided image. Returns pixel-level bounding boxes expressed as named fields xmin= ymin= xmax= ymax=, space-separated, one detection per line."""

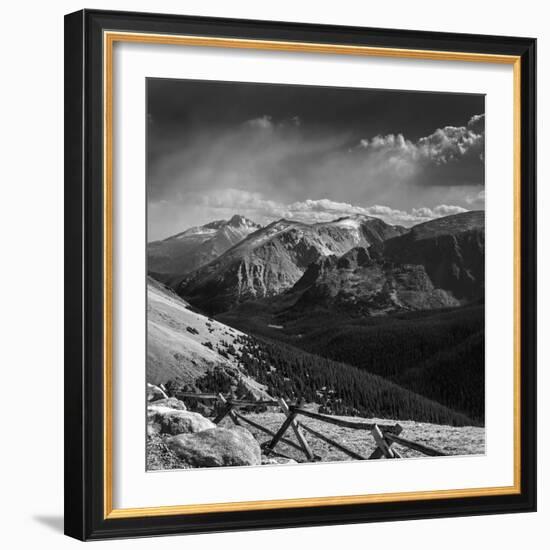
xmin=147 ymin=277 xmax=268 ymax=399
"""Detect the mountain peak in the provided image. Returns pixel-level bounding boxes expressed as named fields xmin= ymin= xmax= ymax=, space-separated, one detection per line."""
xmin=202 ymin=219 xmax=228 ymax=230
xmin=263 ymin=218 xmax=299 ymax=230
xmin=227 ymin=214 xmax=259 ymax=228
xmin=148 ymin=216 xmax=261 ymax=276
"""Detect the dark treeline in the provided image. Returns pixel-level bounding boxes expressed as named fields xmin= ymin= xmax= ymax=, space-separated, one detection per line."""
xmin=396 ymin=332 xmax=484 ymax=422
xmin=237 ymin=336 xmax=476 ymax=426
xmin=219 ymin=303 xmax=484 ymax=424
xmin=298 ymin=305 xmax=485 ymax=423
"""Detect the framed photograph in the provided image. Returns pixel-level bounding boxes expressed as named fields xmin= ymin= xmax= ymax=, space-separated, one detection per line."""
xmin=64 ymin=9 xmax=536 ymax=540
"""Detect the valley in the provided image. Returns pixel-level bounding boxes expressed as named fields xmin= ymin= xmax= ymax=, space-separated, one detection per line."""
xmin=146 ymin=210 xmax=486 ymax=469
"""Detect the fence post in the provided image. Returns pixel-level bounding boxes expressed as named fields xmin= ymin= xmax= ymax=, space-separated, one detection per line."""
xmin=233 ymin=410 xmax=317 ymax=456
xmin=371 ymin=424 xmax=396 ymax=458
xmin=368 ymin=424 xmax=403 ymax=459
xmin=279 ymin=398 xmax=315 ymax=461
xmin=218 ymin=393 xmax=242 ymax=426
xmin=263 ymin=411 xmax=297 ymax=455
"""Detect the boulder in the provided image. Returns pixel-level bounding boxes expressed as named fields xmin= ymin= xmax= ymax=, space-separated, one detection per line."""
xmin=148 ymin=406 xmax=215 ymax=435
xmin=193 ymin=402 xmax=213 ymax=417
xmin=166 ymin=427 xmax=261 ymax=467
xmin=147 ymin=383 xmax=168 ymax=402
xmin=152 ymin=397 xmax=187 ymax=411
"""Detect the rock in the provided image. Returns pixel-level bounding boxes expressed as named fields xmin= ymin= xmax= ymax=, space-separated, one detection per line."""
xmin=193 ymin=402 xmax=213 ymax=417
xmin=152 ymin=397 xmax=187 ymax=410
xmin=148 ymin=406 xmax=215 ymax=435
xmin=147 ymin=382 xmax=168 ymax=402
xmin=166 ymin=427 xmax=261 ymax=467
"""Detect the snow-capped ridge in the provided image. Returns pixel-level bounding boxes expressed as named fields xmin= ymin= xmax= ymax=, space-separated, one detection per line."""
xmin=148 ymin=215 xmax=261 ymax=275
xmin=177 ymin=213 xmax=404 ymax=313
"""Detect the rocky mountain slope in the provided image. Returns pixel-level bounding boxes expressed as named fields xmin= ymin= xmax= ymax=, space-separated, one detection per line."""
xmin=176 ymin=215 xmax=406 ymax=314
xmin=272 ymin=210 xmax=484 ymax=316
xmin=382 ymin=210 xmax=485 ymax=301
xmin=148 ymin=215 xmax=261 ymax=276
xmin=147 ymin=276 xmax=268 ymax=398
xmin=289 ymin=246 xmax=459 ymax=315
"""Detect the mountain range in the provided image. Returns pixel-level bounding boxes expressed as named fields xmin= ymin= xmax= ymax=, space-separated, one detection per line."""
xmin=383 ymin=210 xmax=485 ymax=301
xmin=147 ymin=209 xmax=485 ymax=425
xmin=148 ymin=214 xmax=261 ymax=276
xmin=282 ymin=210 xmax=484 ymax=315
xmin=150 ymin=211 xmax=483 ymax=317
xmin=172 ymin=214 xmax=407 ymax=314
xmin=288 ymin=246 xmax=460 ymax=315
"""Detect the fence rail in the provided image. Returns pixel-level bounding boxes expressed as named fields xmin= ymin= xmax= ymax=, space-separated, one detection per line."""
xmin=172 ymin=391 xmax=447 ymax=461
xmin=289 ymin=407 xmax=402 ymax=434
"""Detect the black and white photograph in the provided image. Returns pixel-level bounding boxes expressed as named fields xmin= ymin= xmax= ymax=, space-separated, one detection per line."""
xmin=145 ymin=78 xmax=486 ymax=470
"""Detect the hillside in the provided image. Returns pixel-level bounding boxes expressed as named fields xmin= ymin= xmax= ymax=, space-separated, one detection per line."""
xmin=147 ymin=215 xmax=261 ymax=276
xmin=383 ymin=210 xmax=485 ymax=301
xmin=176 ymin=215 xmax=405 ymax=314
xmin=236 ymin=335 xmax=476 ymax=426
xmin=218 ymin=303 xmax=484 ymax=423
xmin=148 ymin=277 xmax=476 ymax=425
xmin=146 ymin=277 xmax=269 ymax=399
xmin=289 ymin=245 xmax=459 ymax=315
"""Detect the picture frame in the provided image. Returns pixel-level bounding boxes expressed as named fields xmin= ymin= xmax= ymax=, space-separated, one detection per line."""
xmin=64 ymin=9 xmax=536 ymax=541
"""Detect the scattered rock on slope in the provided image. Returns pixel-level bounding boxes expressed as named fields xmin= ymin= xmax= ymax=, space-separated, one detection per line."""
xmin=146 ymin=277 xmax=271 ymax=400
xmin=166 ymin=427 xmax=261 ymax=467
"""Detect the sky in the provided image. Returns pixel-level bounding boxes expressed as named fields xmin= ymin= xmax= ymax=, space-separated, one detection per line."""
xmin=147 ymin=78 xmax=485 ymax=241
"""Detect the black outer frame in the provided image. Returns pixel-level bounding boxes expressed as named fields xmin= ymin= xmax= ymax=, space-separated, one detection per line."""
xmin=64 ymin=9 xmax=537 ymax=541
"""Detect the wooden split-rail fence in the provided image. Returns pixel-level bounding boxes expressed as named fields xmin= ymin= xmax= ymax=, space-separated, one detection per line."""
xmin=174 ymin=392 xmax=447 ymax=461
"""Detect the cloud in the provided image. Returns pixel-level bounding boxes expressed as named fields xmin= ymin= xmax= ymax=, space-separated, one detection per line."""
xmin=243 ymin=115 xmax=274 ymax=130
xmin=465 ymin=189 xmax=486 ymax=208
xmin=242 ymin=115 xmax=301 ymax=131
xmin=467 ymin=113 xmax=485 ymax=134
xmin=185 ymin=191 xmax=468 ymax=228
xmin=147 ymin=114 xmax=484 ymax=239
xmin=199 ymin=188 xmax=291 ymax=220
xmin=358 ymin=113 xmax=485 ymax=172
xmin=417 ymin=116 xmax=484 ymax=165
xmin=285 ymin=199 xmax=467 ymax=226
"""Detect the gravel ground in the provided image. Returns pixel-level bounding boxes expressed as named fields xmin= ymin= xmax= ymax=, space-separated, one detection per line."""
xmin=219 ymin=411 xmax=485 ymax=463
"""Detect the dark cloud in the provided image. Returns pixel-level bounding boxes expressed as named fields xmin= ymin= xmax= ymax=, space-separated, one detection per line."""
xmin=147 ymin=79 xmax=484 ymax=240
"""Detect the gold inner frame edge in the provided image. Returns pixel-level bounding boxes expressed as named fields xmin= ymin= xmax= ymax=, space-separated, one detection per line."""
xmin=102 ymin=30 xmax=522 ymax=520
